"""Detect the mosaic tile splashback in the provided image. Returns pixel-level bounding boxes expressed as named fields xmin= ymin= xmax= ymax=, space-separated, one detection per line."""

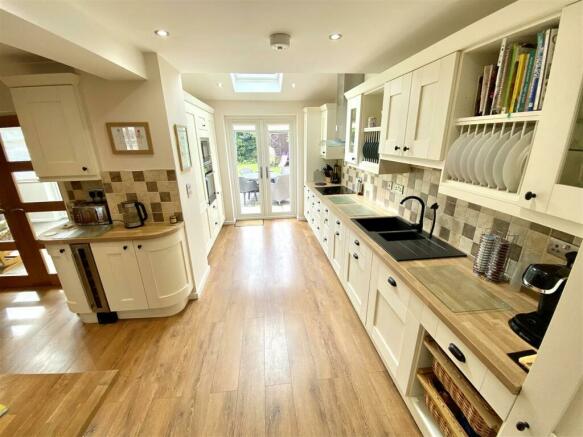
xmin=61 ymin=169 xmax=181 ymax=224
xmin=342 ymin=165 xmax=581 ymax=286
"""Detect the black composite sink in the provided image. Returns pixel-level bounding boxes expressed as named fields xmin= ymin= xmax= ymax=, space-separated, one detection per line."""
xmin=351 ymin=216 xmax=466 ymax=262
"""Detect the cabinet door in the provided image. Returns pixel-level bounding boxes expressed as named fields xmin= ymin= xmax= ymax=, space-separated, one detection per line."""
xmin=343 ymin=230 xmax=372 ymax=323
xmin=379 ymin=73 xmax=412 ymax=156
xmin=91 ymin=241 xmax=149 ymax=311
xmin=10 ymin=85 xmax=98 ymax=178
xmin=134 ymin=229 xmax=193 ymax=309
xmin=519 ymin=2 xmax=583 ymax=224
xmin=345 ymin=95 xmax=362 ymax=164
xmin=404 ymin=53 xmax=458 ymax=160
xmin=330 ymin=215 xmax=346 ymax=278
xmin=46 ymin=244 xmax=91 ymax=313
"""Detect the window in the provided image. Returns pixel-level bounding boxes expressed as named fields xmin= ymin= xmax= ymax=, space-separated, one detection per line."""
xmin=230 ymin=73 xmax=283 ymax=93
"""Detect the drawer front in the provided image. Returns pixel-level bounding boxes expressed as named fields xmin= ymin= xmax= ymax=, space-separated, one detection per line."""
xmin=344 ymin=230 xmax=373 ymax=322
xmin=348 ymin=233 xmax=370 ymax=258
xmin=435 ymin=321 xmax=487 ymax=390
xmin=480 ymin=370 xmax=517 ymax=419
xmin=374 ymin=261 xmax=411 ymax=319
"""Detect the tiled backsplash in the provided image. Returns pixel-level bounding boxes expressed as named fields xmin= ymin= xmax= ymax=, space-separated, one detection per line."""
xmin=61 ymin=169 xmax=182 ymax=224
xmin=342 ymin=165 xmax=580 ymax=286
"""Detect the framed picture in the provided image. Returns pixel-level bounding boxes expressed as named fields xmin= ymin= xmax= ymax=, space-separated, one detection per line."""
xmin=174 ymin=124 xmax=192 ymax=171
xmin=106 ymin=122 xmax=153 ymax=155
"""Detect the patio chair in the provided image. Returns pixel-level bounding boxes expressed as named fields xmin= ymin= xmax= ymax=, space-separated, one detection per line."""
xmin=239 ymin=177 xmax=259 ymax=205
xmin=271 ymin=174 xmax=290 ymax=205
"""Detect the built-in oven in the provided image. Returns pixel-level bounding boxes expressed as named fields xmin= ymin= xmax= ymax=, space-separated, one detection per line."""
xmin=205 ymin=171 xmax=217 ymax=205
xmin=200 ymin=137 xmax=212 ymax=169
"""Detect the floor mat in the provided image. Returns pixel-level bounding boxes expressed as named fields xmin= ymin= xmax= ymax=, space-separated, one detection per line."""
xmin=235 ymin=219 xmax=264 ymax=227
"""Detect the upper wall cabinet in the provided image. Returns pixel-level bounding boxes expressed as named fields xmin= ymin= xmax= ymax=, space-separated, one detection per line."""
xmin=345 ymin=95 xmax=361 ymax=164
xmin=320 ymin=103 xmax=343 ymax=159
xmin=379 ymin=53 xmax=458 ymax=164
xmin=4 ymin=74 xmax=99 ymax=180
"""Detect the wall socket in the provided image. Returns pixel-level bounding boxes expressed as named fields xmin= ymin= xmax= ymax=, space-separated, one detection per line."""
xmin=546 ymin=236 xmax=579 ymax=259
xmin=392 ymin=183 xmax=404 ymax=194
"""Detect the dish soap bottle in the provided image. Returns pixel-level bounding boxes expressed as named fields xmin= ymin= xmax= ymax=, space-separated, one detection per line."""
xmin=356 ymin=177 xmax=364 ymax=195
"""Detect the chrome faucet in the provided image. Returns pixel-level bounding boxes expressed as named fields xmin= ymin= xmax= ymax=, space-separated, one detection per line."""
xmin=400 ymin=195 xmax=425 ymax=232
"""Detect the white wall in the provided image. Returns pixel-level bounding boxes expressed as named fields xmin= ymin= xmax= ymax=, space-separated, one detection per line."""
xmin=207 ymin=99 xmax=326 ymax=222
xmin=78 ymin=54 xmax=175 ymax=171
xmin=157 ymin=55 xmax=210 ymax=293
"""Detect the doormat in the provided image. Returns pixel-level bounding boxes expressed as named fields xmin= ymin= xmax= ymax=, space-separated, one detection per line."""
xmin=235 ymin=220 xmax=264 ymax=227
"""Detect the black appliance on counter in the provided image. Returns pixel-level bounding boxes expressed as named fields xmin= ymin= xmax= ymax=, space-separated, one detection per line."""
xmin=509 ymin=251 xmax=577 ymax=348
xmin=315 ymin=186 xmax=355 ymax=195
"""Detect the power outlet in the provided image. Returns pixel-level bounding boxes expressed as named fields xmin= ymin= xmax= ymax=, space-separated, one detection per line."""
xmin=393 ymin=183 xmax=404 ymax=194
xmin=546 ymin=236 xmax=578 ymax=259
xmin=386 ymin=181 xmax=393 ymax=190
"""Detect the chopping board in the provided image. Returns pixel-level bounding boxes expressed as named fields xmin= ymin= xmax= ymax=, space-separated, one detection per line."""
xmin=408 ymin=265 xmax=511 ymax=313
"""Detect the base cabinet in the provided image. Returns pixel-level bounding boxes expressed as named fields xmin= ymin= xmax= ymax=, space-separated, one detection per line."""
xmin=343 ymin=229 xmax=372 ymax=323
xmin=134 ymin=229 xmax=193 ymax=309
xmin=329 ymin=214 xmax=346 ymax=278
xmin=46 ymin=244 xmax=92 ymax=313
xmin=91 ymin=241 xmax=149 ymax=311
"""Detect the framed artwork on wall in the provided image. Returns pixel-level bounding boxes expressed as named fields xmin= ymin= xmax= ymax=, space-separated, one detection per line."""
xmin=106 ymin=122 xmax=153 ymax=154
xmin=174 ymin=124 xmax=192 ymax=171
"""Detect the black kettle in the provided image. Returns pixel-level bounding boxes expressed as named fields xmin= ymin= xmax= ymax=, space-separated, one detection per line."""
xmin=121 ymin=201 xmax=148 ymax=228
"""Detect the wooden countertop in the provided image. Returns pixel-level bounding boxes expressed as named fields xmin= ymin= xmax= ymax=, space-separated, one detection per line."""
xmin=0 ymin=370 xmax=117 ymax=436
xmin=307 ymin=183 xmax=536 ymax=394
xmin=38 ymin=222 xmax=184 ymax=244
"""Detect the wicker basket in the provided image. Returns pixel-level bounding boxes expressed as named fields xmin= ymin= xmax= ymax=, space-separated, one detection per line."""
xmin=433 ymin=360 xmax=499 ymax=437
xmin=425 ymin=391 xmax=461 ymax=437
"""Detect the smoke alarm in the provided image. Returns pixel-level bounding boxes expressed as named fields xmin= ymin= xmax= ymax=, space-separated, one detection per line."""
xmin=270 ymin=33 xmax=291 ymax=51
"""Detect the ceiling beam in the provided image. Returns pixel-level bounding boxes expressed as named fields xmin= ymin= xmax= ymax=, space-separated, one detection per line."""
xmin=0 ymin=5 xmax=147 ymax=80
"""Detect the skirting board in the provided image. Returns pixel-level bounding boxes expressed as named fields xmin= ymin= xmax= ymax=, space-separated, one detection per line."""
xmin=191 ymin=265 xmax=211 ymax=300
xmin=77 ymin=297 xmax=190 ymax=323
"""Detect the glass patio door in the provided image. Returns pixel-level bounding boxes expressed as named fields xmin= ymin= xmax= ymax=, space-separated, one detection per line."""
xmin=0 ymin=115 xmax=67 ymax=288
xmin=229 ymin=118 xmax=295 ymax=219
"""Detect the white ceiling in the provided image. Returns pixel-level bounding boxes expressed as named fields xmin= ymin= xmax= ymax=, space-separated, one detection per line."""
xmin=182 ymin=73 xmax=337 ymax=102
xmin=68 ymin=0 xmax=514 ymax=74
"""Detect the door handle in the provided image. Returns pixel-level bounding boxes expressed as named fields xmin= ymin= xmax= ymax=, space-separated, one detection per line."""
xmin=10 ymin=208 xmax=25 ymax=213
xmin=448 ymin=343 xmax=466 ymax=363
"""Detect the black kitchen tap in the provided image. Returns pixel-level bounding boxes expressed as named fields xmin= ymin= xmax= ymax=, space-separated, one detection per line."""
xmin=428 ymin=203 xmax=439 ymax=239
xmin=400 ymin=195 xmax=425 ymax=232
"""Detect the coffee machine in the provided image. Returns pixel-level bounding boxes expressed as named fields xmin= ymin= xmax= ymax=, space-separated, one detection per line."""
xmin=509 ymin=252 xmax=577 ymax=348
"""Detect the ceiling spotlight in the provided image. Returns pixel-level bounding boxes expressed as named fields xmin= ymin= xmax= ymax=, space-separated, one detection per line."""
xmin=154 ymin=29 xmax=170 ymax=37
xmin=329 ymin=33 xmax=342 ymax=41
xmin=217 ymin=82 xmax=223 ymax=88
xmin=270 ymin=33 xmax=291 ymax=51
xmin=291 ymin=83 xmax=296 ymax=88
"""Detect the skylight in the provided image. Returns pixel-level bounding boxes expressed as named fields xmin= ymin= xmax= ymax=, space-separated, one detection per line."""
xmin=230 ymin=73 xmax=283 ymax=93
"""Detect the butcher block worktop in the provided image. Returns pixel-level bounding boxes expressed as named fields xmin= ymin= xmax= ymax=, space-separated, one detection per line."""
xmin=38 ymin=222 xmax=184 ymax=244
xmin=307 ymin=183 xmax=537 ymax=394
xmin=0 ymin=370 xmax=117 ymax=436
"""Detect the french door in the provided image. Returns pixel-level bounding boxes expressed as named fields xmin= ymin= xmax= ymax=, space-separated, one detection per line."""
xmin=0 ymin=115 xmax=66 ymax=289
xmin=228 ymin=117 xmax=295 ymax=219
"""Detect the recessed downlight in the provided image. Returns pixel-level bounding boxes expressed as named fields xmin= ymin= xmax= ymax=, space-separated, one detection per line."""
xmin=291 ymin=83 xmax=296 ymax=89
xmin=154 ymin=29 xmax=170 ymax=37
xmin=329 ymin=32 xmax=342 ymax=41
xmin=217 ymin=82 xmax=223 ymax=88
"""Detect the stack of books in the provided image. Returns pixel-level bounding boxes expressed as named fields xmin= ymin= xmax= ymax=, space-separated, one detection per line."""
xmin=474 ymin=27 xmax=558 ymax=116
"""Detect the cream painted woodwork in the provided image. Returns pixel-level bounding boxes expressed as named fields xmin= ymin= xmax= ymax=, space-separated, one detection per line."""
xmin=302 ymin=107 xmax=322 ymax=186
xmin=45 ymin=244 xmax=92 ymax=313
xmin=366 ymin=255 xmax=423 ymax=394
xmin=379 ymin=73 xmax=412 ymax=157
xmin=184 ymin=103 xmax=209 ymax=214
xmin=91 ymin=241 xmax=149 ymax=311
xmin=319 ymin=103 xmax=343 ymax=160
xmin=330 ymin=213 xmax=347 ymax=278
xmin=345 ymin=95 xmax=362 ymax=164
xmin=518 ymin=2 xmax=583 ymax=225
xmin=9 ymin=83 xmax=99 ymax=180
xmin=342 ymin=228 xmax=372 ymax=323
xmin=134 ymin=228 xmax=193 ymax=309
xmin=403 ymin=53 xmax=458 ymax=161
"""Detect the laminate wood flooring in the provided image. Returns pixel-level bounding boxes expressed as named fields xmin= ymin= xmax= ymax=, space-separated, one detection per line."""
xmin=0 ymin=219 xmax=420 ymax=436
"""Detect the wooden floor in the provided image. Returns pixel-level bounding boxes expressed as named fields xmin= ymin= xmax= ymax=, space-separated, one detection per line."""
xmin=0 ymin=219 xmax=420 ymax=436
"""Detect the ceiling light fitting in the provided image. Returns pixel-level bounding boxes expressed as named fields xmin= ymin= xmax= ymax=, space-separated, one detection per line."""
xmin=154 ymin=29 xmax=170 ymax=37
xmin=329 ymin=33 xmax=342 ymax=41
xmin=270 ymin=33 xmax=291 ymax=51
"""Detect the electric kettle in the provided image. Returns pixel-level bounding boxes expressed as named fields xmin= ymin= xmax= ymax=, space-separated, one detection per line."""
xmin=121 ymin=201 xmax=148 ymax=228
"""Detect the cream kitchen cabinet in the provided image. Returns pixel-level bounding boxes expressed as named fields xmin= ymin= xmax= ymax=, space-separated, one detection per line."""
xmin=91 ymin=241 xmax=149 ymax=311
xmin=134 ymin=228 xmax=193 ymax=309
xmin=329 ymin=213 xmax=347 ymax=278
xmin=379 ymin=73 xmax=412 ymax=157
xmin=6 ymin=74 xmax=99 ymax=180
xmin=342 ymin=229 xmax=372 ymax=323
xmin=46 ymin=244 xmax=92 ymax=314
xmin=345 ymin=95 xmax=362 ymax=164
xmin=320 ymin=103 xmax=343 ymax=159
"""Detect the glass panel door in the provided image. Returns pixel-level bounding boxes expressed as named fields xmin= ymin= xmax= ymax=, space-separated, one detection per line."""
xmin=264 ymin=122 xmax=292 ymax=215
xmin=232 ymin=122 xmax=264 ymax=217
xmin=0 ymin=116 xmax=65 ymax=288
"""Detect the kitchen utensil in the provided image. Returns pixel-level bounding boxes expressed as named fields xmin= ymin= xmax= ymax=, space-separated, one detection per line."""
xmin=483 ymin=131 xmax=510 ymax=188
xmin=493 ymin=130 xmax=522 ymax=190
xmin=509 ymin=252 xmax=577 ymax=348
xmin=502 ymin=131 xmax=534 ymax=192
xmin=122 ymin=201 xmax=148 ymax=228
xmin=473 ymin=233 xmax=497 ymax=275
xmin=485 ymin=236 xmax=511 ymax=282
